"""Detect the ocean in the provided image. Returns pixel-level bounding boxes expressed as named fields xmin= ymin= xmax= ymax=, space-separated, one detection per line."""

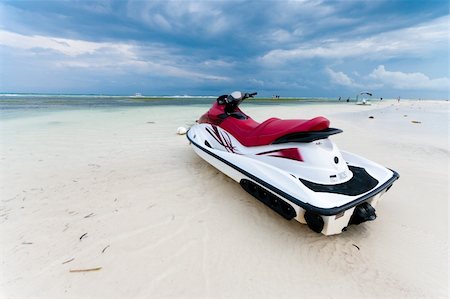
xmin=0 ymin=93 xmax=338 ymax=119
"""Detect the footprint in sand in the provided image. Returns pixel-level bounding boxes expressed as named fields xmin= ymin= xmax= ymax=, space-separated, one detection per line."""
xmin=88 ymin=163 xmax=101 ymax=168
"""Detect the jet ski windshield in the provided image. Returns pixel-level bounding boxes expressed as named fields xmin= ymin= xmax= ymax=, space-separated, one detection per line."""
xmin=225 ymin=91 xmax=244 ymax=110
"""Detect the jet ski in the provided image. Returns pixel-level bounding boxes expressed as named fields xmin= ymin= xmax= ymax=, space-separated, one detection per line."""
xmin=356 ymin=91 xmax=373 ymax=105
xmin=187 ymin=91 xmax=399 ymax=235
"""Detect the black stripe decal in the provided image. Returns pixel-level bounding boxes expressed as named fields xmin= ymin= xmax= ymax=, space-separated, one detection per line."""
xmin=186 ymin=129 xmax=399 ymax=216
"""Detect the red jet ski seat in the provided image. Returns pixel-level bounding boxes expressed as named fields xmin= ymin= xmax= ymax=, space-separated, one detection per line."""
xmin=220 ymin=116 xmax=330 ymax=147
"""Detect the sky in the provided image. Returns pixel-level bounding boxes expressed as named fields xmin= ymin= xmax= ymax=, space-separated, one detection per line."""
xmin=0 ymin=0 xmax=449 ymax=98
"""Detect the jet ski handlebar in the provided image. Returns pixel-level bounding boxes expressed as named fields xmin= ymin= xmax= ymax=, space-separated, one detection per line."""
xmin=226 ymin=91 xmax=257 ymax=111
xmin=243 ymin=92 xmax=257 ymax=99
xmin=217 ymin=91 xmax=257 ymax=107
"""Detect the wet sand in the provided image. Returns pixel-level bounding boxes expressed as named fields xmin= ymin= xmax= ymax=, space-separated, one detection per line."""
xmin=0 ymin=100 xmax=448 ymax=298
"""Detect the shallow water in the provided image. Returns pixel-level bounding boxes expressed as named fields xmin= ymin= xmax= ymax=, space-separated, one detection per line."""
xmin=0 ymin=94 xmax=339 ymax=119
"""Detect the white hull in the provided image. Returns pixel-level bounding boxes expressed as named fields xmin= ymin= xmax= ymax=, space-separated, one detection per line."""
xmin=187 ymin=123 xmax=398 ymax=235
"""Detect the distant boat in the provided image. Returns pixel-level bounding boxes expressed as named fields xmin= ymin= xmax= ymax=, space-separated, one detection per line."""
xmin=356 ymin=91 xmax=372 ymax=105
xmin=131 ymin=93 xmax=143 ymax=97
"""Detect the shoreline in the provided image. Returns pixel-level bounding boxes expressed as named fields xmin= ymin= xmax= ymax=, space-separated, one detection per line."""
xmin=1 ymin=97 xmax=448 ymax=118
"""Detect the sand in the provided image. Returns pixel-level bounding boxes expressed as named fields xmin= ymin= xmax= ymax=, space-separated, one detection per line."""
xmin=0 ymin=100 xmax=448 ymax=298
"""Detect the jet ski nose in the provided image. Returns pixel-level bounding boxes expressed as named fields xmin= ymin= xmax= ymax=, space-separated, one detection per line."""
xmin=349 ymin=202 xmax=377 ymax=225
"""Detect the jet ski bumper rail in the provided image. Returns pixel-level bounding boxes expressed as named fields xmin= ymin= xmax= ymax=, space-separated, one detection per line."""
xmin=187 ymin=130 xmax=399 ymax=217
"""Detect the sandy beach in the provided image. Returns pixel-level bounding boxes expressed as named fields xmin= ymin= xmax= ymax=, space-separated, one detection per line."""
xmin=0 ymin=100 xmax=448 ymax=298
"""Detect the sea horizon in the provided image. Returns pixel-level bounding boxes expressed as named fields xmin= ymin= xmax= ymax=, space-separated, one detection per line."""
xmin=1 ymin=92 xmax=447 ymax=101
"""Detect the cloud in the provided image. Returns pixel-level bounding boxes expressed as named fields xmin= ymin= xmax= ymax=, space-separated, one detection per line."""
xmin=261 ymin=15 xmax=449 ymax=64
xmin=325 ymin=65 xmax=450 ymax=92
xmin=261 ymin=29 xmax=296 ymax=43
xmin=247 ymin=78 xmax=265 ymax=86
xmin=201 ymin=59 xmax=235 ymax=68
xmin=77 ymin=0 xmax=113 ymax=15
xmin=0 ymin=29 xmax=230 ymax=82
xmin=0 ymin=29 xmax=135 ymax=57
xmin=125 ymin=0 xmax=230 ymax=36
xmin=369 ymin=65 xmax=450 ymax=91
xmin=325 ymin=67 xmax=360 ymax=88
xmin=152 ymin=14 xmax=172 ymax=31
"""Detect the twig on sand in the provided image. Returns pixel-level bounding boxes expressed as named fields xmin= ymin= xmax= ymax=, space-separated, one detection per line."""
xmin=62 ymin=258 xmax=75 ymax=264
xmin=352 ymin=244 xmax=360 ymax=250
xmin=69 ymin=267 xmax=102 ymax=273
xmin=79 ymin=233 xmax=88 ymax=240
xmin=84 ymin=213 xmax=94 ymax=218
xmin=411 ymin=120 xmax=421 ymax=124
xmin=22 ymin=242 xmax=33 ymax=245
xmin=101 ymin=245 xmax=110 ymax=253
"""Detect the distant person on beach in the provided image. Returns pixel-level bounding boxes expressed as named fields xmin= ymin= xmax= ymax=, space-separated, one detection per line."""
xmin=397 ymin=96 xmax=400 ymax=103
xmin=380 ymin=97 xmax=383 ymax=101
xmin=346 ymin=98 xmax=349 ymax=102
xmin=338 ymin=97 xmax=341 ymax=101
